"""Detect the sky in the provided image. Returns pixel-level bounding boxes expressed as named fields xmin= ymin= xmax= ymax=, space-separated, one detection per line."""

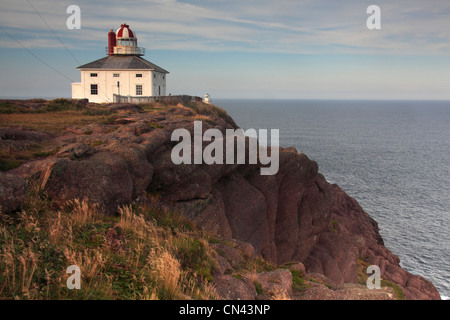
xmin=0 ymin=0 xmax=450 ymax=100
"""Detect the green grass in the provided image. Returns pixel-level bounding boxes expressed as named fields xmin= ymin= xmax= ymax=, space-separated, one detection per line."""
xmin=90 ymin=140 xmax=104 ymax=147
xmin=146 ymin=122 xmax=164 ymax=129
xmin=381 ymin=280 xmax=405 ymax=300
xmin=0 ymin=159 xmax=22 ymax=171
xmin=290 ymin=269 xmax=308 ymax=291
xmin=0 ymin=102 xmax=20 ymax=114
xmin=253 ymin=280 xmax=264 ymax=295
xmin=330 ymin=219 xmax=339 ymax=232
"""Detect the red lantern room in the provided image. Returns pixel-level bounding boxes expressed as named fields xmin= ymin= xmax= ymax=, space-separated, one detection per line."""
xmin=107 ymin=23 xmax=145 ymax=56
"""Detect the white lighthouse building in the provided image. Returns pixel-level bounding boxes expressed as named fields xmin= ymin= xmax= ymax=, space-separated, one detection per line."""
xmin=71 ymin=23 xmax=169 ymax=103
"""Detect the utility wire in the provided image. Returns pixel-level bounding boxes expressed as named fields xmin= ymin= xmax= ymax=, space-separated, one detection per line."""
xmin=0 ymin=25 xmax=74 ymax=83
xmin=26 ymin=0 xmax=81 ymax=65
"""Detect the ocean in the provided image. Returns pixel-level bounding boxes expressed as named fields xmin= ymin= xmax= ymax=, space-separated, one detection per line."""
xmin=215 ymin=99 xmax=450 ymax=300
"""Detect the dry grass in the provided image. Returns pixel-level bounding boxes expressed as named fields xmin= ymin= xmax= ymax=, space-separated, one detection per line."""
xmin=0 ymin=188 xmax=219 ymax=300
xmin=269 ymin=287 xmax=291 ymax=300
xmin=0 ymin=111 xmax=113 ymax=136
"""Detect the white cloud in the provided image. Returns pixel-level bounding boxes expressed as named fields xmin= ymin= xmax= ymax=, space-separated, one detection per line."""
xmin=1 ymin=0 xmax=450 ymax=55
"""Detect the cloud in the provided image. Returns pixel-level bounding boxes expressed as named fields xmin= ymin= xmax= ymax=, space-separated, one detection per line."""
xmin=1 ymin=0 xmax=450 ymax=55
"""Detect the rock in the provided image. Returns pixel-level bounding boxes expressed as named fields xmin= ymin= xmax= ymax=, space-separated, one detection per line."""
xmin=56 ymin=143 xmax=95 ymax=159
xmin=215 ymin=172 xmax=271 ymax=256
xmin=171 ymin=189 xmax=233 ymax=238
xmin=41 ymin=152 xmax=134 ymax=213
xmin=105 ymin=144 xmax=154 ymax=199
xmin=250 ymin=269 xmax=293 ymax=299
xmin=214 ymin=255 xmax=233 ymax=275
xmin=0 ymin=127 xmax=52 ymax=141
xmin=0 ymin=172 xmax=26 ymax=213
xmin=214 ymin=275 xmax=256 ymax=300
xmin=211 ymin=243 xmax=243 ymax=268
xmin=233 ymin=240 xmax=256 ymax=259
xmin=105 ymin=103 xmax=144 ymax=113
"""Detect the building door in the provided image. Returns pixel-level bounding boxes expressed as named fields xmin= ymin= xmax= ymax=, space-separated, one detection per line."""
xmin=112 ymin=83 xmax=120 ymax=101
xmin=158 ymin=86 xmax=161 ymax=96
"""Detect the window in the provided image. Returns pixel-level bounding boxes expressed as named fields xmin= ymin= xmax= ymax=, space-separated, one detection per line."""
xmin=90 ymin=84 xmax=98 ymax=95
xmin=113 ymin=73 xmax=120 ymax=77
xmin=136 ymin=84 xmax=143 ymax=96
xmin=136 ymin=73 xmax=142 ymax=78
xmin=90 ymin=73 xmax=98 ymax=77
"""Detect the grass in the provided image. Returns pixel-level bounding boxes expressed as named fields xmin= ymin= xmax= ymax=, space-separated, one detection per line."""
xmin=146 ymin=122 xmax=164 ymax=129
xmin=0 ymin=111 xmax=115 ymax=136
xmin=0 ymin=101 xmax=120 ymax=171
xmin=0 ymin=102 xmax=20 ymax=114
xmin=0 ymin=99 xmax=87 ymax=114
xmin=0 ymin=141 xmax=59 ymax=172
xmin=140 ymin=102 xmax=169 ymax=112
xmin=290 ymin=269 xmax=308 ymax=291
xmin=0 ymin=187 xmax=219 ymax=300
xmin=330 ymin=219 xmax=339 ymax=232
xmin=381 ymin=280 xmax=405 ymax=300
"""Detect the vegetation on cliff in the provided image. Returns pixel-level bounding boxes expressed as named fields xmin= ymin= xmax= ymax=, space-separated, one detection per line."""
xmin=0 ymin=184 xmax=220 ymax=299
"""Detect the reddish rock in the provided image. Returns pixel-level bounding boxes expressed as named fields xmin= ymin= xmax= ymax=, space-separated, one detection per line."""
xmin=0 ymin=127 xmax=52 ymax=141
xmin=0 ymin=172 xmax=26 ymax=213
xmin=215 ymin=172 xmax=271 ymax=256
xmin=42 ymin=152 xmax=134 ymax=213
xmin=249 ymin=269 xmax=293 ymax=299
xmin=214 ymin=275 xmax=256 ymax=300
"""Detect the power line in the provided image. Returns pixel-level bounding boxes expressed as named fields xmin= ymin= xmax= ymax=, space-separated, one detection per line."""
xmin=26 ymin=0 xmax=81 ymax=65
xmin=0 ymin=25 xmax=74 ymax=83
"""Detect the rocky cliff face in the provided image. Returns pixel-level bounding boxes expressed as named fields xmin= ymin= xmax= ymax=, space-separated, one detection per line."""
xmin=0 ymin=100 xmax=440 ymax=300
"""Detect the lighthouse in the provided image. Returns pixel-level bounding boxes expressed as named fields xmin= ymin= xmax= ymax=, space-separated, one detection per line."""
xmin=71 ymin=23 xmax=169 ymax=103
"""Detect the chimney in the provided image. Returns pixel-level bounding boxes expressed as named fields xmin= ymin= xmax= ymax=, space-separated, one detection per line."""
xmin=108 ymin=29 xmax=116 ymax=56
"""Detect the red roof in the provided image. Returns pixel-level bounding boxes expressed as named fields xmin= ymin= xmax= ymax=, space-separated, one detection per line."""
xmin=116 ymin=23 xmax=135 ymax=38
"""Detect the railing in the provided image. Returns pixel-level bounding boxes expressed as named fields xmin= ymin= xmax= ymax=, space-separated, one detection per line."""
xmin=113 ymin=94 xmax=202 ymax=104
xmin=105 ymin=47 xmax=145 ymax=56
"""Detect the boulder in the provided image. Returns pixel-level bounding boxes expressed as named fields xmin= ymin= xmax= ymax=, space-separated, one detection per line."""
xmin=214 ymin=275 xmax=256 ymax=300
xmin=250 ymin=269 xmax=293 ymax=299
xmin=0 ymin=172 xmax=26 ymax=213
xmin=41 ymin=152 xmax=134 ymax=213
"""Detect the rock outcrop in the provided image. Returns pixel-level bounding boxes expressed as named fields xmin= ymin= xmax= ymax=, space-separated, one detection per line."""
xmin=0 ymin=172 xmax=26 ymax=214
xmin=0 ymin=100 xmax=441 ymax=300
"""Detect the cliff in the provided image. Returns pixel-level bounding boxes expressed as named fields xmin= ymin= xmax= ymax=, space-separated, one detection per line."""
xmin=0 ymin=98 xmax=441 ymax=300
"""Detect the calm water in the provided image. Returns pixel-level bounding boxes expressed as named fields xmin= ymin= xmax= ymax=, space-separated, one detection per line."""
xmin=215 ymin=99 xmax=450 ymax=299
